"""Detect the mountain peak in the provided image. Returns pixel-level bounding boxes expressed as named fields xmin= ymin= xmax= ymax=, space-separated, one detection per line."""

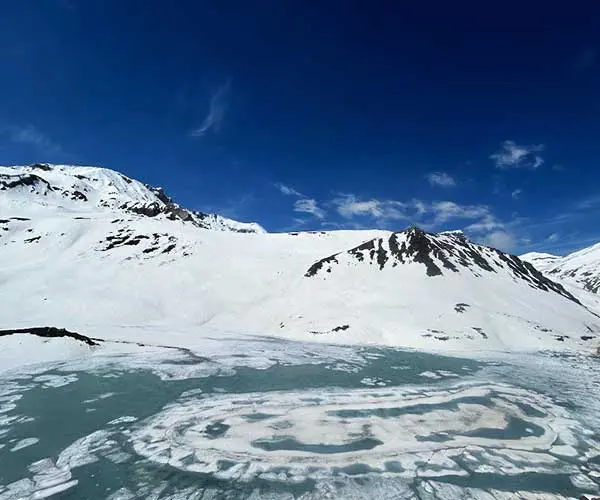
xmin=0 ymin=163 xmax=265 ymax=234
xmin=305 ymin=228 xmax=580 ymax=304
xmin=523 ymin=243 xmax=600 ymax=295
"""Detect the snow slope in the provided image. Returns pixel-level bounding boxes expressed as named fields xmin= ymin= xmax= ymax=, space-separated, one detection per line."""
xmin=519 ymin=251 xmax=561 ymax=269
xmin=1 ymin=164 xmax=599 ymax=365
xmin=522 ymin=244 xmax=600 ymax=322
xmin=0 ymin=163 xmax=265 ymax=233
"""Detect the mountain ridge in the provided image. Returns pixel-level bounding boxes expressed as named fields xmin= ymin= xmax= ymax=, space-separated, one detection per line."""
xmin=1 ymin=163 xmax=599 ymax=360
xmin=522 ymin=243 xmax=600 ymax=295
xmin=0 ymin=163 xmax=265 ymax=234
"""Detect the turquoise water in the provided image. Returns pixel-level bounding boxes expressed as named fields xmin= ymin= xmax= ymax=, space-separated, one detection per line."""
xmin=0 ymin=342 xmax=599 ymax=499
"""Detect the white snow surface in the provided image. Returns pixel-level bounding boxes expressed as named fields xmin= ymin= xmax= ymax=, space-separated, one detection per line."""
xmin=0 ymin=163 xmax=264 ymax=233
xmin=1 ymin=164 xmax=600 ymax=370
xmin=522 ymin=243 xmax=600 ymax=296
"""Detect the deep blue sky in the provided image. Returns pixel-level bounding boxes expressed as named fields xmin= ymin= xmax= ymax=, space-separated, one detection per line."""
xmin=1 ymin=1 xmax=600 ymax=254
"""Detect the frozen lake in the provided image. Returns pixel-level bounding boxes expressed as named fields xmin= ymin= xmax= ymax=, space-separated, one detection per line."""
xmin=1 ymin=337 xmax=599 ymax=499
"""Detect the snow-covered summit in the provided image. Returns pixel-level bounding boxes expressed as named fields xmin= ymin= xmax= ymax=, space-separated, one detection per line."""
xmin=0 ymin=163 xmax=265 ymax=233
xmin=1 ymin=163 xmax=599 ymax=359
xmin=522 ymin=243 xmax=600 ymax=295
xmin=306 ymin=228 xmax=579 ymax=302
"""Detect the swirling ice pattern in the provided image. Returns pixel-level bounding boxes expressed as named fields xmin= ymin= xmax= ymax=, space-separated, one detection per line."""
xmin=132 ymin=382 xmax=600 ymax=483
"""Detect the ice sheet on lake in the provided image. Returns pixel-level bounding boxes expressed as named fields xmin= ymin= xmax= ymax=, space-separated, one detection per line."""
xmin=131 ymin=381 xmax=600 ymax=484
xmin=0 ymin=458 xmax=78 ymax=500
xmin=10 ymin=438 xmax=39 ymax=452
xmin=32 ymin=373 xmax=78 ymax=388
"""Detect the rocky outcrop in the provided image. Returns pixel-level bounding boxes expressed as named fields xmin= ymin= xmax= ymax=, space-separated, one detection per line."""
xmin=0 ymin=173 xmax=53 ymax=191
xmin=306 ymin=227 xmax=581 ymax=304
xmin=0 ymin=327 xmax=100 ymax=346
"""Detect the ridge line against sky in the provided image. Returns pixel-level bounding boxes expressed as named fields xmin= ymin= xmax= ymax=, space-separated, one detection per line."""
xmin=0 ymin=1 xmax=599 ymax=254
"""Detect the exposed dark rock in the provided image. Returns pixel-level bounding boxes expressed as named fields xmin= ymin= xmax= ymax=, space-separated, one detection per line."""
xmin=332 ymin=325 xmax=350 ymax=332
xmin=120 ymin=174 xmax=133 ymax=184
xmin=581 ymin=336 xmax=595 ymax=341
xmin=71 ymin=190 xmax=88 ymax=201
xmin=583 ymin=278 xmax=600 ymax=294
xmin=0 ymin=173 xmax=52 ymax=191
xmin=310 ymin=324 xmax=350 ymax=335
xmin=147 ymin=185 xmax=172 ymax=204
xmin=161 ymin=243 xmax=176 ymax=254
xmin=29 ymin=163 xmax=53 ymax=171
xmin=122 ymin=201 xmax=163 ymax=217
xmin=454 ymin=303 xmax=470 ymax=313
xmin=472 ymin=327 xmax=488 ymax=339
xmin=304 ymin=226 xmax=583 ymax=306
xmin=24 ymin=236 xmax=41 ymax=243
xmin=165 ymin=204 xmax=194 ymax=222
xmin=0 ymin=326 xmax=99 ymax=346
xmin=305 ymin=254 xmax=339 ymax=277
xmin=11 ymin=217 xmax=30 ymax=221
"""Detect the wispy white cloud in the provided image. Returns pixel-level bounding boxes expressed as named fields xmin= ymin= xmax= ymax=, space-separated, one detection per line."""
xmin=275 ymin=183 xmax=304 ymax=197
xmin=294 ymin=198 xmax=326 ymax=219
xmin=576 ymin=195 xmax=600 ymax=210
xmin=464 ymin=213 xmax=504 ymax=233
xmin=511 ymin=188 xmax=523 ymax=199
xmin=429 ymin=201 xmax=489 ymax=224
xmin=4 ymin=124 xmax=64 ymax=156
xmin=190 ymin=80 xmax=231 ymax=137
xmin=426 ymin=172 xmax=456 ymax=187
xmin=332 ymin=194 xmax=407 ymax=220
xmin=332 ymin=194 xmax=494 ymax=232
xmin=490 ymin=140 xmax=544 ymax=169
xmin=481 ymin=230 xmax=517 ymax=252
xmin=546 ymin=233 xmax=560 ymax=243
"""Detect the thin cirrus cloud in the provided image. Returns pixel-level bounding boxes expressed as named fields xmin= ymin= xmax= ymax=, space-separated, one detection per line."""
xmin=274 ymin=182 xmax=326 ymax=219
xmin=332 ymin=193 xmax=407 ymax=220
xmin=275 ymin=183 xmax=304 ymax=197
xmin=190 ymin=80 xmax=232 ymax=137
xmin=481 ymin=231 xmax=517 ymax=251
xmin=576 ymin=195 xmax=600 ymax=210
xmin=294 ymin=198 xmax=326 ymax=219
xmin=426 ymin=172 xmax=456 ymax=187
xmin=274 ymin=185 xmax=521 ymax=251
xmin=490 ymin=140 xmax=544 ymax=169
xmin=332 ymin=194 xmax=494 ymax=228
xmin=3 ymin=124 xmax=65 ymax=156
xmin=511 ymin=189 xmax=523 ymax=199
xmin=331 ymin=193 xmax=519 ymax=250
xmin=465 ymin=214 xmax=505 ymax=233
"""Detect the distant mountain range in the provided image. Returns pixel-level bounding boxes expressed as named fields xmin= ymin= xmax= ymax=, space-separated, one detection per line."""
xmin=521 ymin=245 xmax=600 ymax=295
xmin=1 ymin=163 xmax=599 ymax=357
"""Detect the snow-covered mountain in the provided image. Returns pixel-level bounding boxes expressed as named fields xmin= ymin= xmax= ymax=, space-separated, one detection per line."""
xmin=522 ymin=244 xmax=600 ymax=295
xmin=0 ymin=163 xmax=265 ymax=233
xmin=1 ymin=164 xmax=599 ymax=362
